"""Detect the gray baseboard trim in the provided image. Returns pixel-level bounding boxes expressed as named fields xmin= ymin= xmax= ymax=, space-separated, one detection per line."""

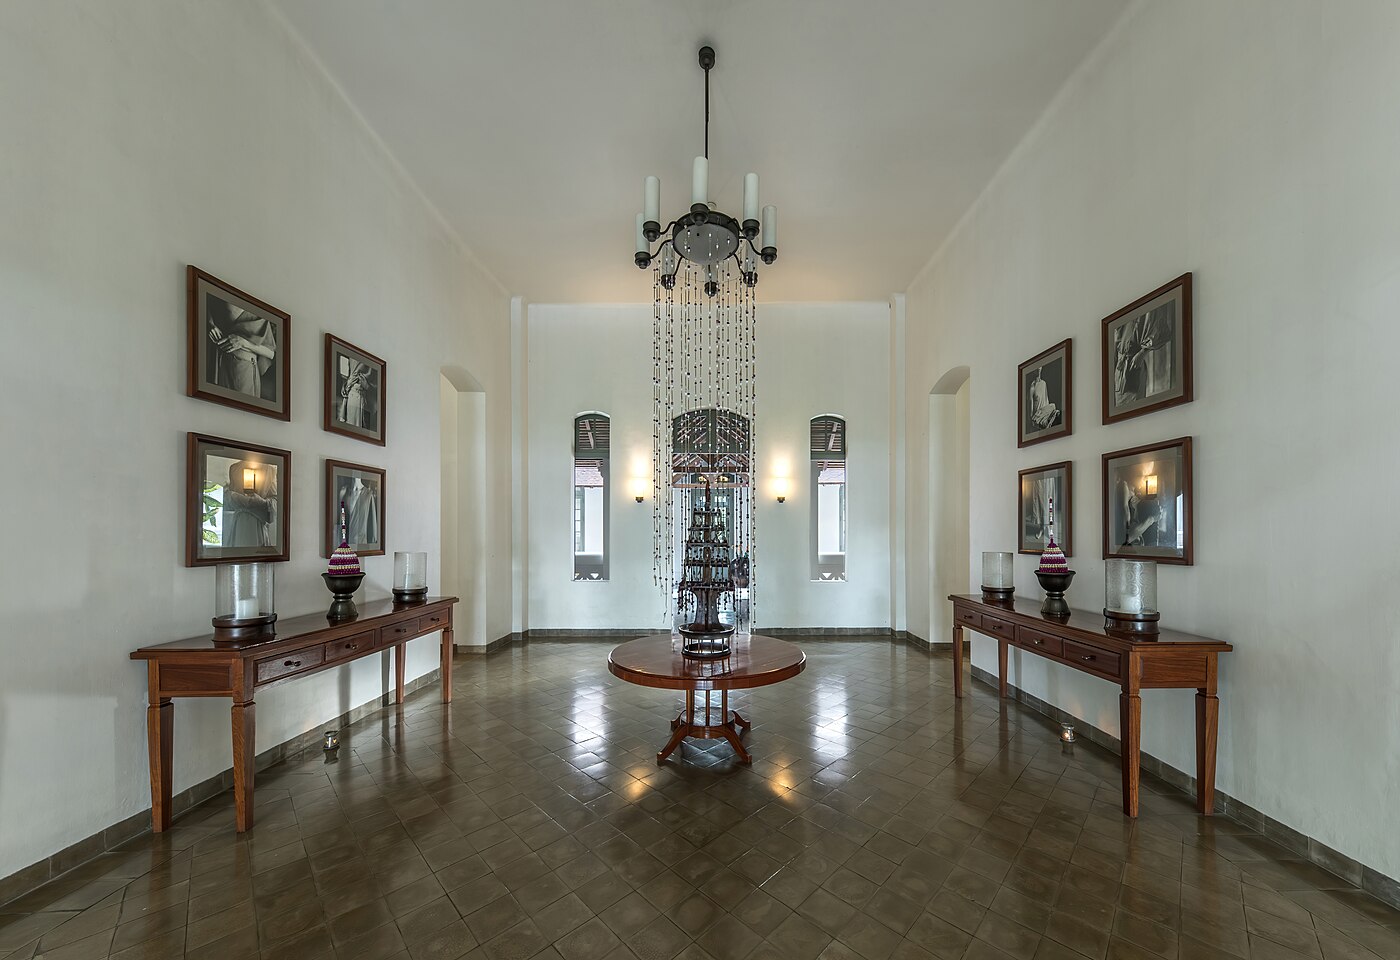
xmin=458 ymin=632 xmax=528 ymax=654
xmin=967 ymin=664 xmax=1400 ymax=911
xmin=0 ymin=667 xmax=444 ymax=909
xmin=523 ymin=628 xmax=656 ymax=638
xmin=761 ymin=626 xmax=898 ymax=638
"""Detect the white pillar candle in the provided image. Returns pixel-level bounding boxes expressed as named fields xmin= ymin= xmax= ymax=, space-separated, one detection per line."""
xmin=644 ymin=176 xmax=659 ymax=224
xmin=761 ymin=205 xmax=777 ymax=247
xmin=634 ymin=213 xmax=647 ymax=254
xmin=743 ymin=173 xmax=759 ymax=223
xmin=234 ymin=597 xmax=258 ymax=620
xmin=691 ymin=156 xmax=708 ymax=206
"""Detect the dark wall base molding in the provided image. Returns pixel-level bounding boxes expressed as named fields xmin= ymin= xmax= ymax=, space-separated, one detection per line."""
xmin=0 ymin=668 xmax=443 ymax=908
xmin=968 ymin=664 xmax=1400 ymax=911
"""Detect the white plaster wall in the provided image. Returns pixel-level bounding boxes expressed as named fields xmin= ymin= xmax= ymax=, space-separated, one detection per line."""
xmin=904 ymin=0 xmax=1400 ymax=878
xmin=526 ymin=302 xmax=892 ymax=631
xmin=0 ymin=0 xmax=512 ymax=877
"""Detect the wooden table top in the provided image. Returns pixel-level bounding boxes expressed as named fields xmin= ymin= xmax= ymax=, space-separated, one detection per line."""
xmin=950 ymin=594 xmax=1231 ymax=651
xmin=131 ymin=597 xmax=457 ymax=657
xmin=608 ymin=634 xmax=806 ymax=691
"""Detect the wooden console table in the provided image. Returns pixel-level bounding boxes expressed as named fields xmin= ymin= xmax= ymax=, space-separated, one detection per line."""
xmin=949 ymin=594 xmax=1230 ymax=817
xmin=131 ymin=596 xmax=456 ymax=832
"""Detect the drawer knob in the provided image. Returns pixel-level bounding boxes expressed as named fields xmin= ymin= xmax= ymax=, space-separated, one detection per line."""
xmin=1033 ymin=639 xmax=1043 ymax=645
xmin=284 ymin=659 xmax=301 ymax=668
xmin=345 ymin=644 xmax=357 ymax=651
xmin=1081 ymin=655 xmax=1095 ymax=662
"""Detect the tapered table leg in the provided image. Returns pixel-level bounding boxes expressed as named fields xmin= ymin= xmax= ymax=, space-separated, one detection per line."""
xmin=1196 ymin=689 xmax=1220 ymax=814
xmin=1120 ymin=691 xmax=1141 ymax=817
xmin=147 ymin=696 xmax=172 ymax=833
xmin=998 ymin=639 xmax=1009 ymax=698
xmin=232 ymin=699 xmax=256 ymax=832
xmin=394 ymin=642 xmax=405 ymax=705
xmin=442 ymin=623 xmax=454 ymax=704
xmin=952 ymin=624 xmax=964 ymax=698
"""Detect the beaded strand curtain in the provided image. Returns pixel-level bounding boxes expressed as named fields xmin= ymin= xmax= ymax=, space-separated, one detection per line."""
xmin=652 ymin=261 xmax=757 ymax=627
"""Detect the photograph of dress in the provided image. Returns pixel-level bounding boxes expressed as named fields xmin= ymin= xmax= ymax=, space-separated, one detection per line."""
xmin=1018 ymin=461 xmax=1072 ymax=555
xmin=325 ymin=459 xmax=385 ymax=556
xmin=324 ymin=334 xmax=386 ymax=445
xmin=187 ymin=267 xmax=291 ymax=420
xmin=1101 ymin=274 xmax=1193 ymax=424
xmin=1018 ymin=339 xmax=1072 ymax=447
xmin=186 ymin=433 xmax=291 ymax=566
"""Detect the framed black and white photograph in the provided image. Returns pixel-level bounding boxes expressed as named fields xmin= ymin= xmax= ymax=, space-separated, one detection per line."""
xmin=187 ymin=267 xmax=291 ymax=420
xmin=1018 ymin=461 xmax=1072 ymax=555
xmin=186 ymin=433 xmax=290 ymax=566
xmin=325 ymin=459 xmax=385 ymax=557
xmin=1102 ymin=273 xmax=1192 ymax=424
xmin=324 ymin=334 xmax=386 ymax=445
xmin=1018 ymin=339 xmax=1072 ymax=447
xmin=1103 ymin=437 xmax=1193 ymax=565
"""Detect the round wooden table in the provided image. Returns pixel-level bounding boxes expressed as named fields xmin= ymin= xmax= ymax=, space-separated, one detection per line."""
xmin=608 ymin=634 xmax=806 ymax=765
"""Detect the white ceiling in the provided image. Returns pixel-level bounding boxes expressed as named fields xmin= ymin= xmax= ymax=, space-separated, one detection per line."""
xmin=272 ymin=0 xmax=1128 ymax=303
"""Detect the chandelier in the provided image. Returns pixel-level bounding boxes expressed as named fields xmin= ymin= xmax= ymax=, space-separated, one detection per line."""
xmin=642 ymin=44 xmax=770 ymax=634
xmin=632 ymin=45 xmax=779 ymax=295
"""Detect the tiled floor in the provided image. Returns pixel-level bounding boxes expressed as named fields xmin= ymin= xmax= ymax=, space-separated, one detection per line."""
xmin=3 ymin=638 xmax=1398 ymax=960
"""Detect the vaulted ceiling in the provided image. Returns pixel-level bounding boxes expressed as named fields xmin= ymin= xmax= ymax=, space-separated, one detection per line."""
xmin=272 ymin=0 xmax=1128 ymax=302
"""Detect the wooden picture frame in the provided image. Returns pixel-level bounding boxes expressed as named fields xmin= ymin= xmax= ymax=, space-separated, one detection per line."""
xmin=1018 ymin=338 xmax=1072 ymax=447
xmin=325 ymin=459 xmax=385 ymax=557
xmin=187 ymin=266 xmax=291 ymax=420
xmin=1018 ymin=460 xmax=1072 ymax=555
xmin=324 ymin=334 xmax=386 ymax=446
xmin=1102 ymin=436 xmax=1193 ymax=565
xmin=186 ymin=433 xmax=291 ymax=566
xmin=1101 ymin=273 xmax=1193 ymax=424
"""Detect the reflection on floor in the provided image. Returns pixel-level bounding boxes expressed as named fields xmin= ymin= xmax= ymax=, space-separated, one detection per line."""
xmin=2 ymin=638 xmax=1398 ymax=960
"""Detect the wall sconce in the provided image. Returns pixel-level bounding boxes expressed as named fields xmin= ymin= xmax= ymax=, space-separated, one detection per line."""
xmin=628 ymin=476 xmax=648 ymax=503
xmin=242 ymin=466 xmax=258 ymax=493
xmin=773 ymin=477 xmax=790 ymax=503
xmin=1143 ymin=474 xmax=1158 ymax=498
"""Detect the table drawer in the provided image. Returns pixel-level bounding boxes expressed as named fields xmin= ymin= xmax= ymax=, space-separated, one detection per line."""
xmin=256 ymin=646 xmax=324 ymax=685
xmin=323 ymin=630 xmax=376 ymax=664
xmin=980 ymin=615 xmax=1014 ymax=640
xmin=1061 ymin=639 xmax=1120 ymax=680
xmin=1015 ymin=626 xmax=1063 ymax=658
xmin=418 ymin=611 xmax=448 ymax=633
xmin=381 ymin=620 xmax=418 ymax=645
xmin=954 ymin=606 xmax=981 ymax=629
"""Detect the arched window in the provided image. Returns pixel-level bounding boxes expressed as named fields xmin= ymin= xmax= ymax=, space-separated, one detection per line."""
xmin=811 ymin=415 xmax=846 ymax=581
xmin=573 ymin=413 xmax=609 ymax=581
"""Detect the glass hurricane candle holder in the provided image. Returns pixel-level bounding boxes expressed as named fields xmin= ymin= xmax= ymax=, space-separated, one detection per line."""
xmin=1104 ymin=559 xmax=1160 ymax=633
xmin=393 ymin=551 xmax=428 ymax=603
xmin=213 ymin=563 xmax=276 ymax=643
xmin=981 ymin=552 xmax=1014 ymax=602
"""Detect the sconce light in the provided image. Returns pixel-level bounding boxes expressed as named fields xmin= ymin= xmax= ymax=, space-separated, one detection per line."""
xmin=773 ymin=477 xmax=789 ymax=503
xmin=1143 ymin=474 xmax=1158 ymax=498
xmin=242 ymin=466 xmax=258 ymax=493
xmin=628 ymin=476 xmax=648 ymax=503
